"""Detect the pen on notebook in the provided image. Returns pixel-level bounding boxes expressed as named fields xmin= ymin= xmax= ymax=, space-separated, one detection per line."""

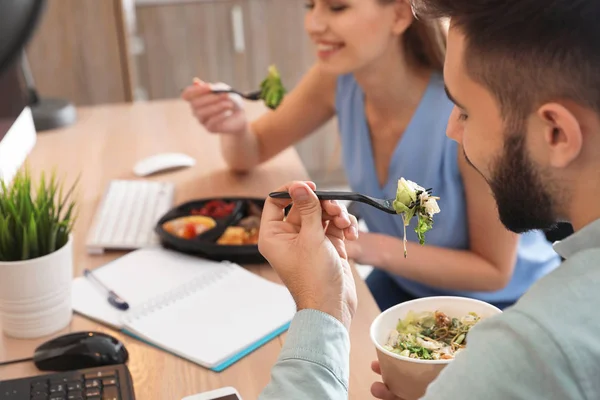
xmin=83 ymin=269 xmax=130 ymax=311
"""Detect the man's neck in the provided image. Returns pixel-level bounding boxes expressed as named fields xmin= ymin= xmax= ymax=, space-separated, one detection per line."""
xmin=565 ymin=171 xmax=600 ymax=231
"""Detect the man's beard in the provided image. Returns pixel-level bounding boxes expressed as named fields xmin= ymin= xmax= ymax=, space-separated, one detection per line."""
xmin=465 ymin=133 xmax=557 ymax=234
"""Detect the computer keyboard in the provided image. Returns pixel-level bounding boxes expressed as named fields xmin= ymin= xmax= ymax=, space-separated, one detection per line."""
xmin=86 ymin=180 xmax=175 ymax=254
xmin=0 ymin=364 xmax=135 ymax=400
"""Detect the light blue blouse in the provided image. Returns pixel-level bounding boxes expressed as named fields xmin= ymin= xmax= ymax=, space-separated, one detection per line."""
xmin=335 ymin=72 xmax=560 ymax=304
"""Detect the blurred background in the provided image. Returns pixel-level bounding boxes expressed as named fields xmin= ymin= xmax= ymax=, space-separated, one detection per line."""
xmin=25 ymin=0 xmax=345 ymax=187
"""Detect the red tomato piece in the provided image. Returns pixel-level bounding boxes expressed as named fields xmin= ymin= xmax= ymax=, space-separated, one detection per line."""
xmin=182 ymin=223 xmax=196 ymax=239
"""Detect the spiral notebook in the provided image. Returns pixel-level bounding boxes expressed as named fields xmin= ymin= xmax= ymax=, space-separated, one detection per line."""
xmin=71 ymin=247 xmax=296 ymax=372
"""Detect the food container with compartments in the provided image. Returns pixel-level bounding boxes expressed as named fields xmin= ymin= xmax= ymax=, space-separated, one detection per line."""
xmin=155 ymin=197 xmax=267 ymax=264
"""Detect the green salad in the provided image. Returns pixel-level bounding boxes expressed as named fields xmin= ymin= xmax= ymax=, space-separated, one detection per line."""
xmin=393 ymin=178 xmax=440 ymax=257
xmin=384 ymin=310 xmax=480 ymax=360
xmin=259 ymin=65 xmax=286 ymax=109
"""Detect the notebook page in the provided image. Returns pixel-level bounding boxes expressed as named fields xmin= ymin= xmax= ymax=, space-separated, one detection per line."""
xmin=72 ymin=247 xmax=227 ymax=328
xmin=122 ymin=263 xmax=296 ymax=369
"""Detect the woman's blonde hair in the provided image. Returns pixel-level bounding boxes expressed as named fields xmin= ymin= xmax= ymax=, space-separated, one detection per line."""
xmin=381 ymin=0 xmax=447 ymax=72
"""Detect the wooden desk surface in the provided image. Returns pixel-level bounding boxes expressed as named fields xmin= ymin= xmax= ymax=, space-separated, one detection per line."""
xmin=0 ymin=99 xmax=379 ymax=399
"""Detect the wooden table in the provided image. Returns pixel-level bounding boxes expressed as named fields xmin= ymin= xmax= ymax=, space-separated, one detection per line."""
xmin=0 ymin=99 xmax=380 ymax=399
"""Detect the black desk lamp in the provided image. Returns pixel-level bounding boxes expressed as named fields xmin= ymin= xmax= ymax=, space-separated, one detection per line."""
xmin=0 ymin=0 xmax=76 ymax=131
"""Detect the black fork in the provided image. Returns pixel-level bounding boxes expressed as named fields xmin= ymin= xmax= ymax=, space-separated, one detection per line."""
xmin=268 ymin=189 xmax=433 ymax=215
xmin=211 ymin=89 xmax=262 ymax=101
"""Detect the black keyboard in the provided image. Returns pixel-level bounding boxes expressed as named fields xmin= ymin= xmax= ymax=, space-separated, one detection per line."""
xmin=0 ymin=364 xmax=135 ymax=400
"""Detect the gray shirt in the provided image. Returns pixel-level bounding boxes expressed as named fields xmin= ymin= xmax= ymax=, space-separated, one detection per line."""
xmin=258 ymin=219 xmax=600 ymax=399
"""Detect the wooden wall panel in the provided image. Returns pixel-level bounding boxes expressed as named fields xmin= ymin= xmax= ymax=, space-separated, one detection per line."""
xmin=25 ymin=0 xmax=130 ymax=106
xmin=244 ymin=0 xmax=314 ymax=90
xmin=135 ymin=0 xmax=252 ymax=100
xmin=135 ymin=0 xmax=314 ymax=99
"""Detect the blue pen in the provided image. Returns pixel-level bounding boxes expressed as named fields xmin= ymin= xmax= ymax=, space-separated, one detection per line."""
xmin=83 ymin=269 xmax=130 ymax=311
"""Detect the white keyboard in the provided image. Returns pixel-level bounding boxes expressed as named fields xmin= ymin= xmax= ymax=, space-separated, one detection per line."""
xmin=86 ymin=180 xmax=175 ymax=254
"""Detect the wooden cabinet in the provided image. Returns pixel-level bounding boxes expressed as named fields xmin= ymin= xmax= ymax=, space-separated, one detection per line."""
xmin=25 ymin=0 xmax=133 ymax=106
xmin=244 ymin=0 xmax=315 ymax=91
xmin=135 ymin=0 xmax=252 ymax=99
xmin=134 ymin=0 xmax=314 ymax=99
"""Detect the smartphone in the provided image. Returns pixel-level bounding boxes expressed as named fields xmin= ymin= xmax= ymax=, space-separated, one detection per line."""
xmin=182 ymin=387 xmax=242 ymax=400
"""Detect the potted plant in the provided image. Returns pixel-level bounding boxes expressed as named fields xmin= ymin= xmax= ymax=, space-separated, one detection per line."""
xmin=0 ymin=168 xmax=77 ymax=339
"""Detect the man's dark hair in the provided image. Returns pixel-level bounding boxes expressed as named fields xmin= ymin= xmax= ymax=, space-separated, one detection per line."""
xmin=411 ymin=0 xmax=600 ymax=129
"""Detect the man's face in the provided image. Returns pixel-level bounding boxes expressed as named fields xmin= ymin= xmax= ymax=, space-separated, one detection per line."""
xmin=443 ymin=27 xmax=556 ymax=233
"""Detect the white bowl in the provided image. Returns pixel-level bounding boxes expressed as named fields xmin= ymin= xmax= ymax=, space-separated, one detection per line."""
xmin=370 ymin=296 xmax=502 ymax=400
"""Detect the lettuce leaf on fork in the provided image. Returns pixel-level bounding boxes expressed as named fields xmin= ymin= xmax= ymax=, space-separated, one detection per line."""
xmin=259 ymin=65 xmax=286 ymax=110
xmin=393 ymin=178 xmax=440 ymax=257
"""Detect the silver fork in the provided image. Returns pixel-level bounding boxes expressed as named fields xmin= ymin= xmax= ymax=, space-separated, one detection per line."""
xmin=211 ymin=89 xmax=262 ymax=101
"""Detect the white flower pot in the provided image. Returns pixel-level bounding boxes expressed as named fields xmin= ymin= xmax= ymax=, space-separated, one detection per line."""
xmin=0 ymin=236 xmax=73 ymax=338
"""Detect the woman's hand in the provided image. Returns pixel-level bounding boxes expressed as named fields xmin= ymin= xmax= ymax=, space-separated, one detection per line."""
xmin=181 ymin=79 xmax=249 ymax=135
xmin=345 ymin=236 xmax=364 ymax=263
xmin=345 ymin=232 xmax=386 ymax=266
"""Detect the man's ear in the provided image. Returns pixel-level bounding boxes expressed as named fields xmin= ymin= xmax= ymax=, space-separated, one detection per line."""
xmin=536 ymin=102 xmax=583 ymax=168
xmin=391 ymin=0 xmax=414 ymax=35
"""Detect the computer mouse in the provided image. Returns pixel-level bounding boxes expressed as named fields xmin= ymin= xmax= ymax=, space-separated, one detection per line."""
xmin=133 ymin=152 xmax=196 ymax=177
xmin=33 ymin=331 xmax=129 ymax=371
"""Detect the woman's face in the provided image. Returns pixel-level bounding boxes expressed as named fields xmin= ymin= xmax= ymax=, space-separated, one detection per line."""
xmin=304 ymin=0 xmax=409 ymax=75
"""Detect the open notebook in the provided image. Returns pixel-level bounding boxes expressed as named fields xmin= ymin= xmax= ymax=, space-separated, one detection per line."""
xmin=71 ymin=247 xmax=296 ymax=372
